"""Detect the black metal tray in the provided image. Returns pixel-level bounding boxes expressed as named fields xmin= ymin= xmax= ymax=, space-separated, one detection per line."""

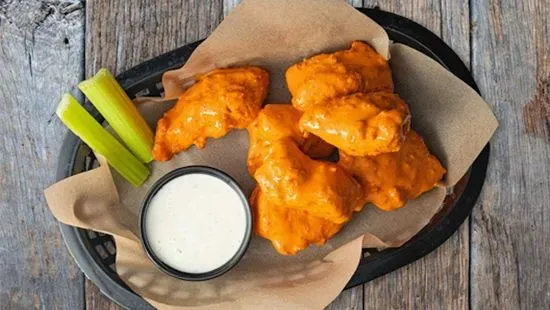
xmin=56 ymin=8 xmax=489 ymax=309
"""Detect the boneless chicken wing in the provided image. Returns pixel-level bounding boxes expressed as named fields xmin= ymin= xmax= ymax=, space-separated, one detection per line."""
xmin=250 ymin=187 xmax=344 ymax=255
xmin=253 ymin=140 xmax=364 ymax=224
xmin=339 ymin=131 xmax=446 ymax=211
xmin=152 ymin=67 xmax=269 ymax=161
xmin=247 ymin=104 xmax=334 ymax=174
xmin=286 ymin=41 xmax=394 ymax=110
xmin=300 ymin=92 xmax=411 ymax=156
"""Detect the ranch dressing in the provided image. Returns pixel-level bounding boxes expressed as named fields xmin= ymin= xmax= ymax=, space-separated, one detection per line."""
xmin=144 ymin=173 xmax=247 ymax=273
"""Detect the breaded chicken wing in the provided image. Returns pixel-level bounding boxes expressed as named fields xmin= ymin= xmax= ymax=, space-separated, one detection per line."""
xmin=254 ymin=140 xmax=364 ymax=223
xmin=250 ymin=187 xmax=344 ymax=255
xmin=339 ymin=131 xmax=446 ymax=211
xmin=152 ymin=67 xmax=269 ymax=161
xmin=300 ymin=92 xmax=410 ymax=156
xmin=286 ymin=41 xmax=394 ymax=110
xmin=247 ymin=104 xmax=334 ymax=174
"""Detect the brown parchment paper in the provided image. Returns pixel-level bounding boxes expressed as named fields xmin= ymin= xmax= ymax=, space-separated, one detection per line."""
xmin=162 ymin=0 xmax=389 ymax=103
xmin=44 ymin=0 xmax=498 ymax=309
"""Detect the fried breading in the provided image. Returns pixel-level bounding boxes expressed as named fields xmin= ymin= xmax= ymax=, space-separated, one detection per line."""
xmin=250 ymin=187 xmax=344 ymax=255
xmin=339 ymin=131 xmax=446 ymax=211
xmin=300 ymin=92 xmax=410 ymax=156
xmin=153 ymin=67 xmax=269 ymax=161
xmin=286 ymin=41 xmax=393 ymax=110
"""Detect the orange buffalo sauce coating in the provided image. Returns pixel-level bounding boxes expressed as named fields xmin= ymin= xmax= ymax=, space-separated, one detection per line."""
xmin=247 ymin=104 xmax=334 ymax=174
xmin=247 ymin=104 xmax=359 ymax=250
xmin=286 ymin=41 xmax=394 ymax=110
xmin=254 ymin=140 xmax=364 ymax=224
xmin=152 ymin=67 xmax=269 ymax=161
xmin=300 ymin=92 xmax=411 ymax=156
xmin=339 ymin=131 xmax=446 ymax=211
xmin=250 ymin=187 xmax=344 ymax=255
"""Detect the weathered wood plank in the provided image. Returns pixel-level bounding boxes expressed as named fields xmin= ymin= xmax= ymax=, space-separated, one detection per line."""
xmin=85 ymin=0 xmax=223 ymax=76
xmin=84 ymin=0 xmax=224 ymax=307
xmin=470 ymin=0 xmax=550 ymax=309
xmin=326 ymin=285 xmax=364 ymax=310
xmin=361 ymin=1 xmax=470 ymax=309
xmin=347 ymin=0 xmax=364 ymax=8
xmin=363 ymin=225 xmax=469 ymax=310
xmin=0 ymin=0 xmax=85 ymax=308
xmin=85 ymin=279 xmax=123 ymax=310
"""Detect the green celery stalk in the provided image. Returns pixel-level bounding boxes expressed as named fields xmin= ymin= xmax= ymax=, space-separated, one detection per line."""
xmin=78 ymin=68 xmax=154 ymax=163
xmin=56 ymin=94 xmax=149 ymax=186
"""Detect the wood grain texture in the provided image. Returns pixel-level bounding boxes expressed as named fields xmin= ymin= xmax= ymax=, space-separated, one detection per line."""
xmin=326 ymin=285 xmax=364 ymax=310
xmin=0 ymin=0 xmax=85 ymax=309
xmin=85 ymin=0 xmax=223 ymax=76
xmin=360 ymin=1 xmax=470 ymax=310
xmin=470 ymin=0 xmax=550 ymax=309
xmin=85 ymin=278 xmax=123 ymax=310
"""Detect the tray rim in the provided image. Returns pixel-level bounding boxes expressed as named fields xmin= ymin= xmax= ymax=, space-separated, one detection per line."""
xmin=55 ymin=8 xmax=490 ymax=309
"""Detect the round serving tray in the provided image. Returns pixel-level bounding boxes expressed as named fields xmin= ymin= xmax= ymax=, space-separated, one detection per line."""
xmin=56 ymin=8 xmax=489 ymax=309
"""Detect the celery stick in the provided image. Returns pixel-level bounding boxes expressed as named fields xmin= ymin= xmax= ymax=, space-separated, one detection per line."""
xmin=57 ymin=94 xmax=149 ymax=186
xmin=79 ymin=68 xmax=154 ymax=163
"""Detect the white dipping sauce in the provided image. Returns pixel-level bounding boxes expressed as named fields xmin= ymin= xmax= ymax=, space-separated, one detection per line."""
xmin=144 ymin=173 xmax=247 ymax=274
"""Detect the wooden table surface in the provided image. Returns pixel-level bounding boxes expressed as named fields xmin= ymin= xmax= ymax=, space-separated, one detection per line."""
xmin=1 ymin=0 xmax=548 ymax=309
